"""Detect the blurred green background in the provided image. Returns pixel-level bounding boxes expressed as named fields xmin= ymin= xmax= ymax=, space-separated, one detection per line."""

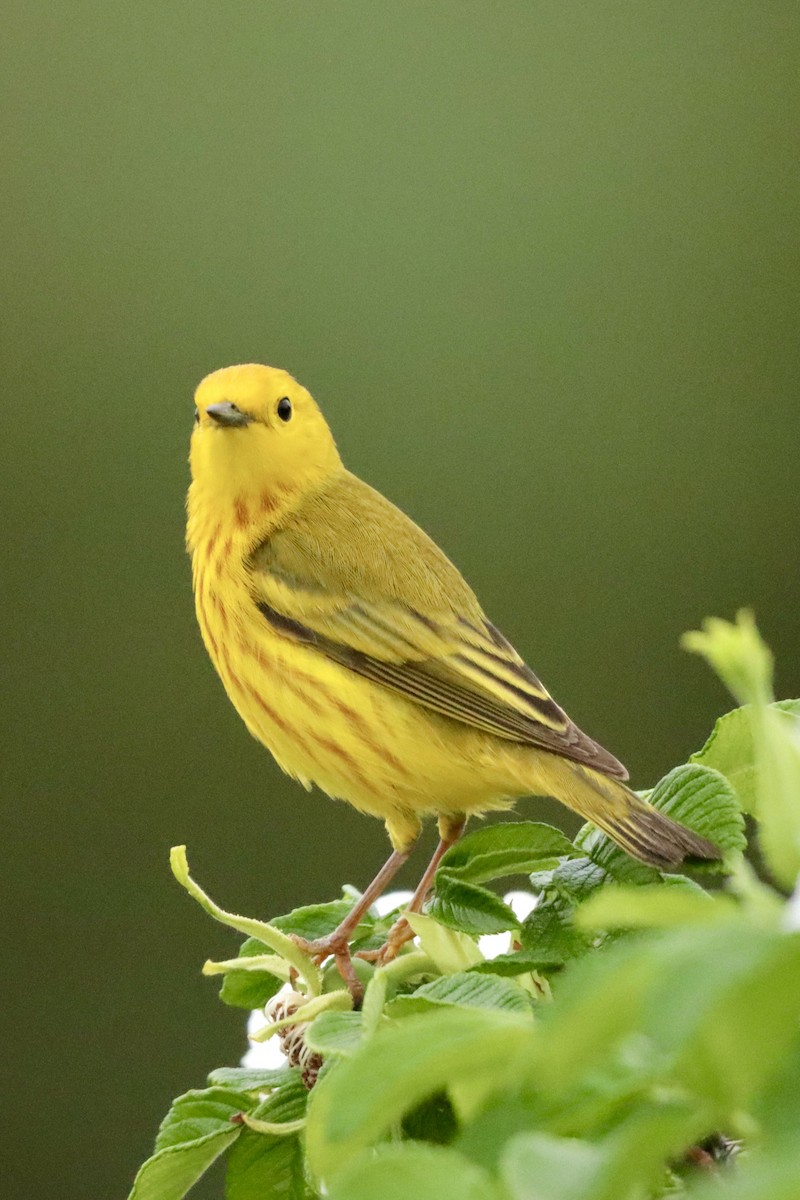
xmin=3 ymin=2 xmax=798 ymax=1196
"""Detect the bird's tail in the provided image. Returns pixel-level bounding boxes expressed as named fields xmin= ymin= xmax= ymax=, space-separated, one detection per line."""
xmin=576 ymin=766 xmax=720 ymax=869
xmin=524 ymin=755 xmax=721 ymax=870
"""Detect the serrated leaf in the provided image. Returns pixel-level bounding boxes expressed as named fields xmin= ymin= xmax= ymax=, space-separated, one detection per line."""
xmin=328 ymin=1143 xmax=498 ymax=1200
xmin=549 ymin=856 xmax=608 ymax=900
xmin=154 ymin=1087 xmax=253 ymax=1153
xmin=528 ymin=867 xmax=558 ymax=890
xmin=219 ymin=937 xmax=286 ymax=1010
xmin=689 ymin=700 xmax=800 ymax=814
xmin=468 ymin=951 xmax=548 ymax=977
xmin=305 ymin=1011 xmax=364 ymax=1057
xmin=207 ymin=1066 xmax=296 ymax=1091
xmin=226 ymin=1079 xmax=313 ymax=1200
xmin=306 ymin=1008 xmax=531 ymax=1179
xmin=271 ymin=899 xmax=359 ymax=940
xmin=248 ymin=1076 xmax=308 ymax=1125
xmin=647 ymin=763 xmax=745 ymax=855
xmin=519 ymin=892 xmax=591 ymax=966
xmin=128 ymin=1087 xmax=251 ymax=1200
xmin=387 ymin=970 xmax=531 ymax=1015
xmin=440 ymin=822 xmax=575 ymax=885
xmin=573 ymin=824 xmax=662 ymax=885
xmin=429 ymin=872 xmax=519 ymax=935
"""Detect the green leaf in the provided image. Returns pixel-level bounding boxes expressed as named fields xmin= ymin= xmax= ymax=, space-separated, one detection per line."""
xmin=249 ymin=989 xmax=352 ymax=1044
xmin=387 ymin=970 xmax=531 ymax=1016
xmin=405 ymin=911 xmax=484 ymax=972
xmin=218 ymin=937 xmax=286 ymax=1010
xmin=755 ymin=703 xmax=800 ymax=888
xmin=647 ymin=763 xmax=745 ymax=855
xmin=207 ymin=1065 xmax=296 ymax=1091
xmin=128 ymin=1134 xmax=239 ymax=1200
xmin=305 ymin=1010 xmax=364 ymax=1057
xmin=169 ymin=847 xmax=321 ymax=996
xmin=128 ymin=1087 xmax=251 ymax=1200
xmin=271 ymin=898 xmax=359 ymax=940
xmin=247 ymin=1075 xmax=308 ymax=1125
xmin=527 ymin=919 xmax=800 ymax=1120
xmin=468 ymin=950 xmax=550 ymax=977
xmin=226 ymin=1132 xmax=314 ymax=1200
xmin=328 ymin=1144 xmax=498 ymax=1200
xmin=520 ymin=935 xmax=691 ymax=1100
xmin=153 ymin=1087 xmax=253 ymax=1153
xmin=440 ymin=822 xmax=575 ymax=884
xmin=428 ymin=872 xmax=519 ymax=935
xmin=662 ymin=926 xmax=800 ymax=1110
xmin=519 ymin=892 xmax=591 ymax=966
xmin=753 ymin=1034 xmax=800 ymax=1151
xmin=226 ymin=1079 xmax=313 ymax=1200
xmin=576 ymin=883 xmax=736 ymax=931
xmin=306 ymin=1007 xmax=532 ymax=1179
xmin=688 ymin=1147 xmax=800 ymax=1200
xmin=682 ymin=609 xmax=773 ymax=708
xmin=500 ymin=1132 xmax=604 ymax=1200
xmin=573 ymin=824 xmax=661 ymax=885
xmin=682 ymin=616 xmax=800 ymax=885
xmin=548 ymin=856 xmax=608 ymax=900
xmin=589 ymin=1097 xmax=709 ymax=1200
xmin=689 ymin=699 xmax=800 ymax=814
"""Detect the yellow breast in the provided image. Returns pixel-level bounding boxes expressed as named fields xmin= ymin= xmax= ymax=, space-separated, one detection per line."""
xmin=187 ymin=490 xmax=527 ymax=850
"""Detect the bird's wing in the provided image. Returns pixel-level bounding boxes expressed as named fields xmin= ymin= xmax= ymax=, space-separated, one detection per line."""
xmin=247 ymin=472 xmax=628 ymax=780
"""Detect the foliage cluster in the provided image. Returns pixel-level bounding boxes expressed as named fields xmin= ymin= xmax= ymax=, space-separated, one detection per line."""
xmin=130 ymin=614 xmax=800 ymax=1200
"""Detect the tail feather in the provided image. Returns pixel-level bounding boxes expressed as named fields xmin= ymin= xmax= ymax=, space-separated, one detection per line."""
xmin=521 ymin=754 xmax=722 ymax=870
xmin=590 ymin=798 xmax=721 ymax=870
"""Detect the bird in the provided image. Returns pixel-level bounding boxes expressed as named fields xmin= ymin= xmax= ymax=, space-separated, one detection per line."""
xmin=186 ymin=363 xmax=719 ymax=975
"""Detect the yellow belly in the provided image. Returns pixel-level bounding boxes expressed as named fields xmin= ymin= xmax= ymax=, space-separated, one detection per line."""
xmin=193 ymin=561 xmax=526 ymax=850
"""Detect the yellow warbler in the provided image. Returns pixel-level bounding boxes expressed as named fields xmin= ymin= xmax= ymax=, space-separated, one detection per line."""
xmin=186 ymin=363 xmax=719 ymax=965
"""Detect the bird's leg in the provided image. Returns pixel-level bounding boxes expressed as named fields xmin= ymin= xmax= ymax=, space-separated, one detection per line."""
xmin=291 ymin=846 xmax=411 ymax=967
xmin=366 ymin=815 xmax=467 ymax=964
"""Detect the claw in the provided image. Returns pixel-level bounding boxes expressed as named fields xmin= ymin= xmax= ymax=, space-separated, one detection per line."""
xmin=290 ymin=933 xmax=364 ymax=1003
xmin=354 ymin=914 xmax=417 ymax=967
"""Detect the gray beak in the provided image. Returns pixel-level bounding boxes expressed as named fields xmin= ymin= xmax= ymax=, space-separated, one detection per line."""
xmin=205 ymin=401 xmax=253 ymax=428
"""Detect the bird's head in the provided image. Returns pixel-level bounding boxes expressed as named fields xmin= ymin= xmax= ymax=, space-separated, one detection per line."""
xmin=189 ymin=364 xmax=342 ymax=523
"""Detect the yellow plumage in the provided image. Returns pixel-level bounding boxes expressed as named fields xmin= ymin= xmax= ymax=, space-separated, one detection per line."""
xmin=187 ymin=363 xmax=718 ymax=938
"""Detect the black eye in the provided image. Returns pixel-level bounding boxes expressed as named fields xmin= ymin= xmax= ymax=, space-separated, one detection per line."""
xmin=193 ymin=407 xmax=199 ymax=424
xmin=277 ymin=397 xmax=292 ymax=422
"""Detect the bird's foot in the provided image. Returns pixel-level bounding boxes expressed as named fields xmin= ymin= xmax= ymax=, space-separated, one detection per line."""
xmin=355 ymin=914 xmax=417 ymax=966
xmin=290 ymin=932 xmax=350 ymax=965
xmin=290 ymin=933 xmax=364 ymax=1003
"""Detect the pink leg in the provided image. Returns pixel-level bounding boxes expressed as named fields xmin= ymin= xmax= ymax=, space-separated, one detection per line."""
xmin=366 ymin=815 xmax=467 ymax=963
xmin=293 ymin=846 xmax=411 ymax=963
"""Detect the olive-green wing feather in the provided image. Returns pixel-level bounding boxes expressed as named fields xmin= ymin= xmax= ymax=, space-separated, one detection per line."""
xmin=248 ymin=471 xmax=628 ymax=780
